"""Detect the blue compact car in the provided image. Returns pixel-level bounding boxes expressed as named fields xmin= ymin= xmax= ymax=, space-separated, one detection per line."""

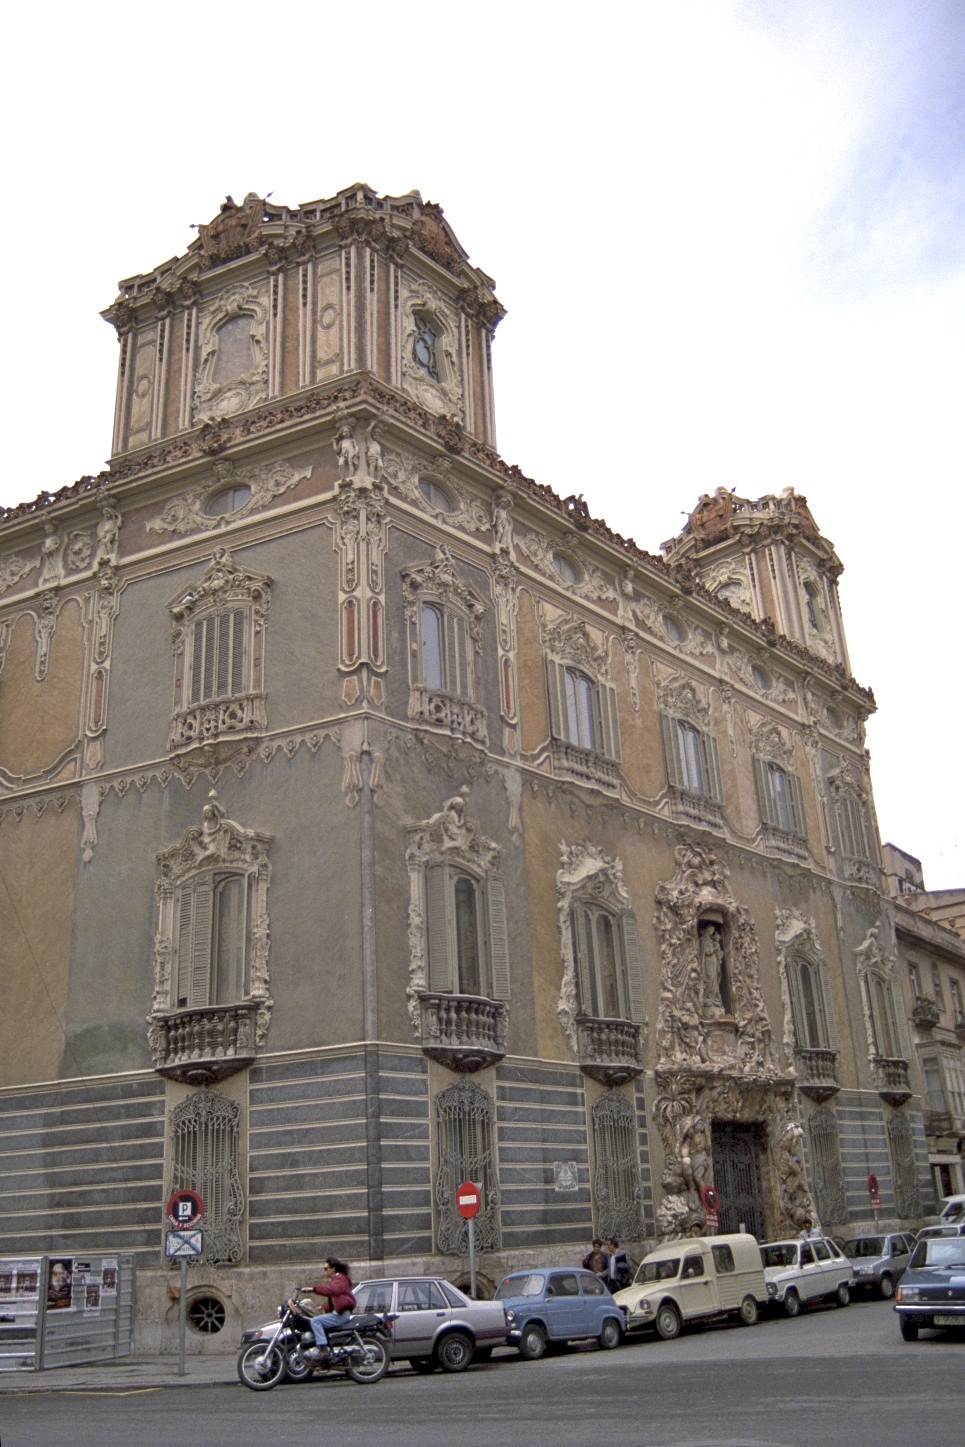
xmin=494 ymin=1268 xmax=624 ymax=1358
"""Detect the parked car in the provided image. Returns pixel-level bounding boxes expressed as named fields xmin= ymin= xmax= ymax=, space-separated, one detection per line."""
xmin=915 ymin=1221 xmax=965 ymax=1241
xmin=613 ymin=1233 xmax=766 ymax=1340
xmin=494 ymin=1268 xmax=624 ymax=1358
xmin=936 ymin=1192 xmax=965 ymax=1224
xmin=894 ymin=1233 xmax=965 ymax=1341
xmin=760 ymin=1236 xmax=852 ymax=1315
xmin=841 ymin=1232 xmax=917 ymax=1299
xmin=351 ymin=1276 xmax=507 ymax=1372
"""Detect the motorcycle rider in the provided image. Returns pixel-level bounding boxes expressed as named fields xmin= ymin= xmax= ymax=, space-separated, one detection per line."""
xmin=298 ymin=1257 xmax=357 ymax=1362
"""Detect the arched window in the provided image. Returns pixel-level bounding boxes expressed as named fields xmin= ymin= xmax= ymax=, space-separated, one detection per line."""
xmin=592 ymin=1092 xmax=642 ymax=1241
xmin=795 ymin=957 xmax=831 ymax=1049
xmin=435 ymin=1078 xmax=500 ymax=1253
xmin=171 ymin=1089 xmax=243 ymax=1264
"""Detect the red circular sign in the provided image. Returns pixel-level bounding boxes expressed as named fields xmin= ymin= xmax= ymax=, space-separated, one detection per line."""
xmin=700 ymin=1184 xmax=719 ymax=1213
xmin=867 ymin=1173 xmax=880 ymax=1203
xmin=456 ymin=1181 xmax=481 ymax=1219
xmin=166 ymin=1189 xmax=204 ymax=1227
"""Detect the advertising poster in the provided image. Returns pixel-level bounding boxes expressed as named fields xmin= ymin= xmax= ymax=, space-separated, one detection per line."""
xmin=101 ymin=1259 xmax=118 ymax=1297
xmin=46 ymin=1258 xmax=74 ymax=1311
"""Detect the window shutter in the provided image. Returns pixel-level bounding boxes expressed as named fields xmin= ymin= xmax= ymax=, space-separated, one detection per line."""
xmin=445 ymin=609 xmax=461 ymax=696
xmin=425 ymin=863 xmax=453 ymax=992
xmin=188 ymin=876 xmax=214 ymax=1007
xmin=487 ymin=877 xmax=510 ymax=1000
xmin=545 ymin=658 xmax=567 ymax=741
xmin=214 ymin=874 xmax=248 ymax=1004
xmin=230 ymin=610 xmax=246 ymax=696
xmin=190 ymin=619 xmax=206 ymax=705
xmin=702 ymin=731 xmax=724 ymax=804
xmin=572 ymin=907 xmax=594 ymax=1016
xmin=787 ymin=771 xmax=807 ymax=838
xmin=599 ymin=682 xmax=621 ymax=762
xmin=215 ymin=613 xmax=232 ymax=698
xmin=201 ymin=615 xmax=217 ymax=702
xmin=621 ymin=911 xmax=646 ymax=1024
xmin=175 ymin=888 xmax=195 ymax=1006
xmin=661 ymin=713 xmax=683 ymax=788
xmin=753 ymin=756 xmax=773 ymax=826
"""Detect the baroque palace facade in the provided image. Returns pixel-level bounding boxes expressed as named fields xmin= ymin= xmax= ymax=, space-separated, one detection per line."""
xmin=0 ymin=186 xmax=937 ymax=1347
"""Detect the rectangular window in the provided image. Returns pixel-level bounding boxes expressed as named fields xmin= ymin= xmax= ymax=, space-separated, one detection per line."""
xmin=420 ymin=602 xmax=471 ymax=698
xmin=753 ymin=758 xmax=806 ymax=837
xmin=546 ymin=659 xmax=620 ymax=761
xmin=838 ymin=793 xmax=871 ymax=861
xmin=424 ymin=863 xmax=509 ymax=1000
xmin=188 ymin=609 xmax=247 ymax=706
xmin=175 ymin=871 xmax=251 ymax=1008
xmin=661 ymin=714 xmax=723 ymax=801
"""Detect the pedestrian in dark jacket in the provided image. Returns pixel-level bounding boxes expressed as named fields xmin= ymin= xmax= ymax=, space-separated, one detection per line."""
xmin=604 ymin=1238 xmax=635 ymax=1291
xmin=582 ymin=1237 xmax=609 ymax=1277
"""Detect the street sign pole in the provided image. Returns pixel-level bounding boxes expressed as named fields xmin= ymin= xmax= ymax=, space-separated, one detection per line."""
xmin=456 ymin=1180 xmax=482 ymax=1297
xmin=178 ymin=1257 xmax=187 ymax=1377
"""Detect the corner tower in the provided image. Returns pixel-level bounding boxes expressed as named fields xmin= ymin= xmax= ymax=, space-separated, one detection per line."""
xmin=102 ymin=186 xmax=505 ymax=461
xmin=661 ymin=486 xmax=851 ymax=673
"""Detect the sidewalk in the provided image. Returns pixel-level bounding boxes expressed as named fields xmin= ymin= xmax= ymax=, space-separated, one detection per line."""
xmin=0 ymin=1353 xmax=238 ymax=1392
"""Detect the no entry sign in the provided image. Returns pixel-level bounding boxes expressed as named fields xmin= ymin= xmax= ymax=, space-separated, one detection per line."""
xmin=456 ymin=1181 xmax=481 ymax=1219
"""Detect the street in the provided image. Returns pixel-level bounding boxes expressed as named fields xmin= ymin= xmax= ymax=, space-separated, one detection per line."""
xmin=2 ymin=1296 xmax=962 ymax=1447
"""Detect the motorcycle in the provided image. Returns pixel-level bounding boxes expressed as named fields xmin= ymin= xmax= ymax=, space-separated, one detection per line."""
xmin=237 ymin=1290 xmax=393 ymax=1390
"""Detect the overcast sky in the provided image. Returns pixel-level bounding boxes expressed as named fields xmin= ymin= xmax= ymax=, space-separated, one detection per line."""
xmin=3 ymin=0 xmax=962 ymax=888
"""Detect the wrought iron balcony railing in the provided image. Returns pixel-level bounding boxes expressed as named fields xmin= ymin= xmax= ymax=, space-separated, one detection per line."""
xmin=419 ymin=993 xmax=507 ymax=1072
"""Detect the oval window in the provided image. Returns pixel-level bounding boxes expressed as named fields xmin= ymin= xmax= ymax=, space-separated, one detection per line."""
xmin=751 ymin=664 xmax=770 ymax=692
xmin=662 ymin=614 xmax=684 ymax=643
xmin=552 ymin=552 xmax=579 ymax=584
xmin=205 ymin=484 xmax=252 ymax=517
xmin=418 ymin=477 xmax=454 ymax=512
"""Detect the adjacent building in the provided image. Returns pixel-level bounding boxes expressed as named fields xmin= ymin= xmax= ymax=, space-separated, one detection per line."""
xmin=0 ymin=186 xmax=937 ymax=1349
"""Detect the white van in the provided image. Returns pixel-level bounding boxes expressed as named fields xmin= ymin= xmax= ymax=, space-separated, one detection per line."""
xmin=937 ymin=1193 xmax=965 ymax=1224
xmin=613 ymin=1233 xmax=767 ymax=1340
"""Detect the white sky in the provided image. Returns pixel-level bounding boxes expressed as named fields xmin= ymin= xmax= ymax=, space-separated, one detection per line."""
xmin=2 ymin=0 xmax=962 ymax=887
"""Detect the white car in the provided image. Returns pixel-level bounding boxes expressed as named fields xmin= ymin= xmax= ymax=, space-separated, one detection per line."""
xmin=760 ymin=1237 xmax=853 ymax=1316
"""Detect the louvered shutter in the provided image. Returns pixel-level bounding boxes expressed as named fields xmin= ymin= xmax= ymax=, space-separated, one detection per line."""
xmin=425 ymin=863 xmax=453 ymax=992
xmin=572 ymin=907 xmax=594 ymax=1015
xmin=702 ymin=731 xmax=724 ymax=804
xmin=661 ymin=713 xmax=683 ymax=788
xmin=621 ymin=912 xmax=646 ymax=1024
xmin=753 ymin=756 xmax=773 ymax=826
xmin=487 ymin=877 xmax=510 ymax=1000
xmin=546 ymin=658 xmax=567 ymax=741
xmin=787 ymin=771 xmax=807 ymax=838
xmin=230 ymin=610 xmax=246 ymax=696
xmin=599 ymin=682 xmax=621 ymax=762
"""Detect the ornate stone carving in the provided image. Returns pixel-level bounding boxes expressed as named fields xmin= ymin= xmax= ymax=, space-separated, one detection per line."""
xmin=654 ymin=843 xmax=774 ymax=1075
xmin=38 ymin=523 xmax=65 ymax=588
xmin=749 ymin=718 xmax=795 ymax=770
xmin=195 ymin=193 xmax=264 ymax=268
xmin=0 ymin=552 xmax=32 ymax=597
xmin=194 ymin=283 xmax=269 ymax=422
xmin=381 ymin=445 xmax=491 ymax=535
xmin=92 ymin=499 xmax=121 ymax=568
xmin=775 ymin=1119 xmax=817 ymax=1229
xmin=655 ymin=672 xmax=711 ymax=730
xmin=400 ymin=276 xmax=463 ymax=419
xmin=147 ymin=459 xmax=310 ymax=536
xmin=517 ymin=527 xmax=616 ymax=604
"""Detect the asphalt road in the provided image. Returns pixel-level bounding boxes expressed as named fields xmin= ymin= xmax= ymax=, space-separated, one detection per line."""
xmin=3 ymin=1296 xmax=962 ymax=1447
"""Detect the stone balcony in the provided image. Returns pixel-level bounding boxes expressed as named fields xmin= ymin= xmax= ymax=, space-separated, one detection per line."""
xmin=760 ymin=824 xmax=810 ymax=863
xmin=668 ymin=787 xmax=724 ymax=832
xmin=793 ymin=1046 xmax=841 ymax=1101
xmin=169 ymin=691 xmax=267 ymax=763
xmin=872 ymin=1055 xmax=912 ymax=1106
xmin=924 ymin=1110 xmax=957 ymax=1136
xmin=148 ymin=1001 xmax=262 ymax=1084
xmin=550 ymin=740 xmax=620 ymax=794
xmin=576 ymin=1015 xmax=643 ymax=1087
xmin=409 ymin=687 xmax=488 ymax=746
xmin=419 ymin=992 xmax=507 ymax=1072
xmin=911 ymin=995 xmax=941 ymax=1030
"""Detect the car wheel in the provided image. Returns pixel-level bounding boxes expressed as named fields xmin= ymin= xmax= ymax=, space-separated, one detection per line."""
xmin=598 ymin=1317 xmax=622 ymax=1350
xmin=878 ymin=1275 xmax=894 ymax=1300
xmin=411 ymin=1357 xmax=436 ymax=1374
xmin=782 ymin=1289 xmax=801 ymax=1318
xmin=835 ymin=1282 xmax=850 ymax=1307
xmin=899 ymin=1317 xmax=919 ymax=1342
xmin=518 ymin=1323 xmax=547 ymax=1360
xmin=738 ymin=1295 xmax=758 ymax=1326
xmin=655 ymin=1302 xmax=682 ymax=1341
xmin=436 ymin=1331 xmax=474 ymax=1373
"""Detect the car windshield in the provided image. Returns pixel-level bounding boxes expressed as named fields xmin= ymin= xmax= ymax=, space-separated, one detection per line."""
xmin=844 ymin=1238 xmax=885 ymax=1259
xmin=495 ymin=1273 xmax=545 ymax=1299
xmin=911 ymin=1239 xmax=965 ymax=1270
xmin=636 ymin=1257 xmax=681 ymax=1284
xmin=761 ymin=1244 xmax=797 ymax=1268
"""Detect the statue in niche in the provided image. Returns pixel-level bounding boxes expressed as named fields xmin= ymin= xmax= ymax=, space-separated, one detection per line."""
xmin=698 ymin=921 xmax=726 ymax=1018
xmin=92 ymin=500 xmax=121 ymax=568
xmin=679 ymin=1114 xmax=711 ymax=1197
xmin=38 ymin=522 xmax=65 ymax=587
xmin=364 ymin=423 xmax=384 ymax=486
xmin=492 ymin=492 xmax=513 ymax=554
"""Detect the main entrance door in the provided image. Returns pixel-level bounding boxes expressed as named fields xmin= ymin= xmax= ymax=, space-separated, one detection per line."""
xmin=711 ymin=1121 xmax=766 ymax=1240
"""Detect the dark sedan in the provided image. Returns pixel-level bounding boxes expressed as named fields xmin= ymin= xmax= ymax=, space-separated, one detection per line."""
xmin=894 ymin=1234 xmax=965 ymax=1341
